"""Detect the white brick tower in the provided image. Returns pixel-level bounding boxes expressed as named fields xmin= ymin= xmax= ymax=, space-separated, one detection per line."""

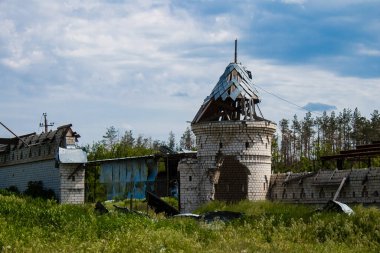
xmin=178 ymin=43 xmax=276 ymax=212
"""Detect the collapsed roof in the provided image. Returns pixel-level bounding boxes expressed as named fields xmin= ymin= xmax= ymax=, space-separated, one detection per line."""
xmin=0 ymin=124 xmax=80 ymax=153
xmin=192 ymin=62 xmax=266 ymax=124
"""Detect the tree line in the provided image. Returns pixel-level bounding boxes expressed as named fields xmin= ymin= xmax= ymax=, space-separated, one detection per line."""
xmin=85 ymin=126 xmax=196 ymax=161
xmin=272 ymin=108 xmax=380 ymax=173
xmin=84 ymin=107 xmax=379 ymax=176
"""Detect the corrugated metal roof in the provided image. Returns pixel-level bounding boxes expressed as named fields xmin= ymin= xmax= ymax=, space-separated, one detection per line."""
xmin=192 ymin=61 xmax=262 ymax=123
xmin=205 ymin=63 xmax=259 ymax=104
xmin=87 ymin=155 xmax=156 ymax=164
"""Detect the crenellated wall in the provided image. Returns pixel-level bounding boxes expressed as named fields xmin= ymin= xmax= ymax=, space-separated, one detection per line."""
xmin=269 ymin=168 xmax=380 ymax=205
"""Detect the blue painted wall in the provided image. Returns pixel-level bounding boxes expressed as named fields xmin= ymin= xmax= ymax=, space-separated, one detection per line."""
xmin=99 ymin=158 xmax=158 ymax=200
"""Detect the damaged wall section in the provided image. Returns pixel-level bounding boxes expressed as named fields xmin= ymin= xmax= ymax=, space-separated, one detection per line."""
xmin=0 ymin=124 xmax=87 ymax=203
xmin=269 ymin=168 xmax=380 ymax=205
xmin=178 ymin=121 xmax=276 ymax=213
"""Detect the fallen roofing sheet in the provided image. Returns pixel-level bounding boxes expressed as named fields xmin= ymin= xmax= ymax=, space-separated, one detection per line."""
xmin=58 ymin=147 xmax=87 ymax=164
xmin=322 ymin=200 xmax=354 ymax=215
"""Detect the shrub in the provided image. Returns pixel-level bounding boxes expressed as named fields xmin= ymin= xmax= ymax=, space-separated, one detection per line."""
xmin=6 ymin=185 xmax=20 ymax=194
xmin=24 ymin=181 xmax=56 ymax=200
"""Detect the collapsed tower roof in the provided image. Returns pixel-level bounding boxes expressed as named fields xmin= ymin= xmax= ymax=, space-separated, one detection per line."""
xmin=192 ymin=60 xmax=266 ymax=124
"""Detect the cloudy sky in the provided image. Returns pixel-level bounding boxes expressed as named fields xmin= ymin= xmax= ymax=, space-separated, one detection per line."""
xmin=1 ymin=0 xmax=379 ymax=145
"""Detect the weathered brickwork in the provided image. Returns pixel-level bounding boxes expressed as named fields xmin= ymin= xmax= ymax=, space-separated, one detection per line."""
xmin=60 ymin=164 xmax=85 ymax=204
xmin=269 ymin=168 xmax=380 ymax=205
xmin=0 ymin=160 xmax=85 ymax=203
xmin=178 ymin=158 xmax=203 ymax=213
xmin=0 ymin=125 xmax=86 ymax=204
xmin=178 ymin=121 xmax=276 ymax=212
xmin=0 ymin=159 xmax=60 ymax=195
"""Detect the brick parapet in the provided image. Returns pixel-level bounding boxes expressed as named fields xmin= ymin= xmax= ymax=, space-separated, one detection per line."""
xmin=269 ymin=168 xmax=380 ymax=205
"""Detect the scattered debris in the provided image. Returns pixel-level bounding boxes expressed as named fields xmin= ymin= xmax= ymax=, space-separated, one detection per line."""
xmin=320 ymin=200 xmax=354 ymax=215
xmin=173 ymin=213 xmax=201 ymax=220
xmin=173 ymin=211 xmax=244 ymax=223
xmin=202 ymin=211 xmax=244 ymax=222
xmin=146 ymin=191 xmax=179 ymax=216
xmin=113 ymin=205 xmax=131 ymax=213
xmin=95 ymin=201 xmax=109 ymax=214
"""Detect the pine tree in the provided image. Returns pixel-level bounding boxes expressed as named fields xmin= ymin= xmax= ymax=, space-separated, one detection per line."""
xmin=102 ymin=126 xmax=118 ymax=150
xmin=180 ymin=127 xmax=195 ymax=150
xmin=121 ymin=130 xmax=135 ymax=147
xmin=167 ymin=131 xmax=176 ymax=150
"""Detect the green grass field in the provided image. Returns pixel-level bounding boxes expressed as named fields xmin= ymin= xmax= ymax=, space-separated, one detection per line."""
xmin=0 ymin=192 xmax=379 ymax=252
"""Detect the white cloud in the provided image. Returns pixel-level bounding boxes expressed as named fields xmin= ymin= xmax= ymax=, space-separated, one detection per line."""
xmin=248 ymin=59 xmax=380 ymax=124
xmin=0 ymin=0 xmax=379 ymax=145
xmin=357 ymin=44 xmax=380 ymax=57
xmin=281 ymin=0 xmax=306 ymax=5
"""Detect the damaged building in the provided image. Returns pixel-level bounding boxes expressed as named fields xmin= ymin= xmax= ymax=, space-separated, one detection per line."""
xmin=269 ymin=141 xmax=380 ymax=205
xmin=0 ymin=124 xmax=87 ymax=203
xmin=177 ymin=43 xmax=380 ymax=213
xmin=87 ymin=149 xmax=196 ymax=201
xmin=178 ymin=44 xmax=277 ymax=212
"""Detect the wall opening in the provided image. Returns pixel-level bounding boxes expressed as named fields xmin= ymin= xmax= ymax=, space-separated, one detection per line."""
xmin=214 ymin=156 xmax=248 ymax=202
xmin=362 ymin=186 xmax=368 ymax=197
xmin=319 ymin=188 xmax=325 ymax=198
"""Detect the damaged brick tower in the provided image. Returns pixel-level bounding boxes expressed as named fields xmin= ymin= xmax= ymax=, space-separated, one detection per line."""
xmin=178 ymin=41 xmax=276 ymax=212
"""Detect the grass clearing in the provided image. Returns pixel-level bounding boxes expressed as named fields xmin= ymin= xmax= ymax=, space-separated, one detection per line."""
xmin=0 ymin=193 xmax=379 ymax=252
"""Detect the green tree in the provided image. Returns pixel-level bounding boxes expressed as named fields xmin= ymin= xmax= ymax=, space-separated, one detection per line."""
xmin=102 ymin=126 xmax=118 ymax=150
xmin=180 ymin=127 xmax=195 ymax=150
xmin=121 ymin=130 xmax=135 ymax=147
xmin=167 ymin=131 xmax=176 ymax=150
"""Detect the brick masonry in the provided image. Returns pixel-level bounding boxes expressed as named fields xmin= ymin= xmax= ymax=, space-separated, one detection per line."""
xmin=60 ymin=164 xmax=85 ymax=204
xmin=269 ymin=168 xmax=380 ymax=205
xmin=178 ymin=121 xmax=276 ymax=213
xmin=0 ymin=160 xmax=85 ymax=204
xmin=0 ymin=159 xmax=60 ymax=195
xmin=0 ymin=125 xmax=86 ymax=204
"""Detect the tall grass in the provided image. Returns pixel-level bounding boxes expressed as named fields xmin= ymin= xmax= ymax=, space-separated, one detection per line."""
xmin=0 ymin=193 xmax=379 ymax=252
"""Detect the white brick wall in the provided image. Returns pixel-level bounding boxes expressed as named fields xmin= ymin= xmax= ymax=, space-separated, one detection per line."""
xmin=269 ymin=168 xmax=380 ymax=205
xmin=0 ymin=159 xmax=85 ymax=204
xmin=0 ymin=159 xmax=60 ymax=196
xmin=178 ymin=121 xmax=276 ymax=212
xmin=59 ymin=164 xmax=85 ymax=204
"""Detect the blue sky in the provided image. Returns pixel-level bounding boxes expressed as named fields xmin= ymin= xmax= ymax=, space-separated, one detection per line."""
xmin=1 ymin=0 xmax=379 ymax=145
